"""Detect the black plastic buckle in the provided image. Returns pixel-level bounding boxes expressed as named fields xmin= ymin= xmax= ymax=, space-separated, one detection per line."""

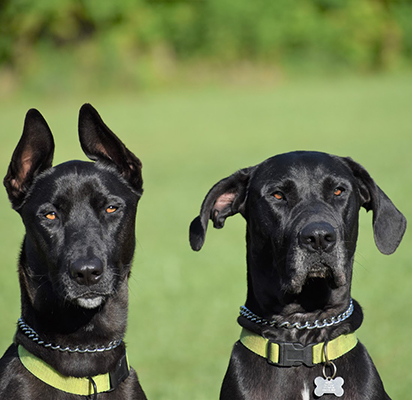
xmin=108 ymin=351 xmax=130 ymax=392
xmin=267 ymin=341 xmax=314 ymax=367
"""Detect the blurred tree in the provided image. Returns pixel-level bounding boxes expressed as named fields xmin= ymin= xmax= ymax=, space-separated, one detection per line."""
xmin=0 ymin=0 xmax=411 ymax=92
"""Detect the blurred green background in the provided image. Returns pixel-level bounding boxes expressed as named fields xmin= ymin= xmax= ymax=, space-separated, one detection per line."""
xmin=0 ymin=1 xmax=411 ymax=399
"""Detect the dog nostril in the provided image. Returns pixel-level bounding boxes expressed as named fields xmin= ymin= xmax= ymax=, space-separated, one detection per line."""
xmin=300 ymin=222 xmax=336 ymax=252
xmin=70 ymin=258 xmax=103 ymax=286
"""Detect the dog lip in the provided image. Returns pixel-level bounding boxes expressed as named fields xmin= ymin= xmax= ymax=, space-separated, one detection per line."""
xmin=307 ymin=270 xmax=327 ymax=279
xmin=306 ymin=265 xmax=331 ymax=279
xmin=76 ymin=295 xmax=104 ymax=309
xmin=303 ymin=263 xmax=343 ymax=290
xmin=73 ymin=291 xmax=108 ymax=308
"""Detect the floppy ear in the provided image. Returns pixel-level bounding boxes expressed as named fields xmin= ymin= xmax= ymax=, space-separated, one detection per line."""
xmin=3 ymin=109 xmax=55 ymax=210
xmin=189 ymin=167 xmax=254 ymax=251
xmin=343 ymin=157 xmax=406 ymax=255
xmin=78 ymin=103 xmax=143 ymax=195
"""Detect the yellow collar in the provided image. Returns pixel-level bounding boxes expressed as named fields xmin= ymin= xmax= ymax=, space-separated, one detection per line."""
xmin=18 ymin=345 xmax=129 ymax=395
xmin=240 ymin=328 xmax=358 ymax=367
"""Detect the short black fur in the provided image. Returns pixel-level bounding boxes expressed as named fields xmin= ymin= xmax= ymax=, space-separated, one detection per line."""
xmin=190 ymin=151 xmax=406 ymax=400
xmin=0 ymin=104 xmax=147 ymax=399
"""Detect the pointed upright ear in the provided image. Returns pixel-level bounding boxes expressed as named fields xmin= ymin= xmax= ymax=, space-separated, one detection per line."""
xmin=189 ymin=167 xmax=254 ymax=251
xmin=78 ymin=104 xmax=143 ymax=195
xmin=4 ymin=109 xmax=55 ymax=210
xmin=343 ymin=157 xmax=407 ymax=255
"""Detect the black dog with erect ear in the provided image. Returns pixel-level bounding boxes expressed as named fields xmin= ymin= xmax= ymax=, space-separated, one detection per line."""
xmin=190 ymin=151 xmax=406 ymax=400
xmin=0 ymin=104 xmax=147 ymax=399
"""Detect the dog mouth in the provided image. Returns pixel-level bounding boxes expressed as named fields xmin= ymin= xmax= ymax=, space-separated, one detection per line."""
xmin=60 ymin=285 xmax=112 ymax=309
xmin=289 ymin=261 xmax=340 ymax=295
xmin=305 ymin=262 xmax=340 ymax=289
xmin=69 ymin=291 xmax=109 ymax=309
xmin=306 ymin=264 xmax=333 ymax=280
xmin=76 ymin=295 xmax=105 ymax=309
xmin=286 ymin=264 xmax=337 ymax=310
xmin=286 ymin=240 xmax=348 ymax=294
xmin=58 ymin=270 xmax=115 ymax=309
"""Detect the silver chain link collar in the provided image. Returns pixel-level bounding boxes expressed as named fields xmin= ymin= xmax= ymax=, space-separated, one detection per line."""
xmin=239 ymin=299 xmax=354 ymax=330
xmin=17 ymin=317 xmax=123 ymax=353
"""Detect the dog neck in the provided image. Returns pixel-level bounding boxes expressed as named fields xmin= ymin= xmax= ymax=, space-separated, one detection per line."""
xmin=16 ymin=281 xmax=129 ymax=378
xmin=237 ymin=297 xmax=363 ymax=345
xmin=17 ymin=344 xmax=130 ymax=395
xmin=240 ymin=298 xmax=354 ymax=330
xmin=243 ymin=241 xmax=360 ymax=344
xmin=17 ymin=317 xmax=124 ymax=353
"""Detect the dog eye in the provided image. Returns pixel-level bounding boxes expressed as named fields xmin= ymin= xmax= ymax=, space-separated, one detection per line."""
xmin=45 ymin=212 xmax=57 ymax=220
xmin=273 ymin=191 xmax=284 ymax=201
xmin=334 ymin=188 xmax=344 ymax=196
xmin=106 ymin=205 xmax=118 ymax=214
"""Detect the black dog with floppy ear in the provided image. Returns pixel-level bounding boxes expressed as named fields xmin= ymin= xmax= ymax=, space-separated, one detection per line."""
xmin=190 ymin=155 xmax=406 ymax=255
xmin=189 ymin=151 xmax=405 ymax=400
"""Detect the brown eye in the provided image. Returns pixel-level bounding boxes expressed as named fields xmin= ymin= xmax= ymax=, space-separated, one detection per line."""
xmin=334 ymin=188 xmax=343 ymax=196
xmin=106 ymin=205 xmax=118 ymax=214
xmin=273 ymin=192 xmax=283 ymax=200
xmin=45 ymin=212 xmax=56 ymax=220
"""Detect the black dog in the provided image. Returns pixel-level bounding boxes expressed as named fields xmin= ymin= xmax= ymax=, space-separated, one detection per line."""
xmin=190 ymin=151 xmax=406 ymax=400
xmin=0 ymin=105 xmax=147 ymax=399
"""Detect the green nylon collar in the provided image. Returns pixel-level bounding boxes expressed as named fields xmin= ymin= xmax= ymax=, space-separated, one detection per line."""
xmin=240 ymin=328 xmax=358 ymax=367
xmin=18 ymin=345 xmax=129 ymax=395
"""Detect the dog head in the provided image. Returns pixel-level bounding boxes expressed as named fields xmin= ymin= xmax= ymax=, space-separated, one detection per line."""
xmin=4 ymin=104 xmax=143 ymax=311
xmin=190 ymin=151 xmax=406 ymax=305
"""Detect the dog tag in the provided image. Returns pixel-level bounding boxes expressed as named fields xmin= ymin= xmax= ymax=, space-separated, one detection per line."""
xmin=314 ymin=376 xmax=344 ymax=397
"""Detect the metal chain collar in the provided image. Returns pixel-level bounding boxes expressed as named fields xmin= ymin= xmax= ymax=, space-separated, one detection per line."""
xmin=239 ymin=299 xmax=354 ymax=330
xmin=17 ymin=318 xmax=123 ymax=353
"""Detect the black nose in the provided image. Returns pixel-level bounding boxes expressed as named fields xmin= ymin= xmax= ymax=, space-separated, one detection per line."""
xmin=299 ymin=222 xmax=336 ymax=253
xmin=70 ymin=258 xmax=103 ymax=286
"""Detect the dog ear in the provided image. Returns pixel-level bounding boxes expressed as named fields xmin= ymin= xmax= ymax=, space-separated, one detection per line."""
xmin=3 ymin=109 xmax=55 ymax=210
xmin=78 ymin=103 xmax=143 ymax=195
xmin=343 ymin=157 xmax=406 ymax=255
xmin=189 ymin=167 xmax=254 ymax=251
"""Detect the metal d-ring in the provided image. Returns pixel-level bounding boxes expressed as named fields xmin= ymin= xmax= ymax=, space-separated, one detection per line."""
xmin=322 ymin=340 xmax=337 ymax=380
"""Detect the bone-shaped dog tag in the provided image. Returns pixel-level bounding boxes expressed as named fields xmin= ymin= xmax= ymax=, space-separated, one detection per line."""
xmin=314 ymin=376 xmax=344 ymax=397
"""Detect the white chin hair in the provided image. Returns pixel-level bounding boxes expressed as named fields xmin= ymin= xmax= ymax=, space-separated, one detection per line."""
xmin=77 ymin=297 xmax=103 ymax=309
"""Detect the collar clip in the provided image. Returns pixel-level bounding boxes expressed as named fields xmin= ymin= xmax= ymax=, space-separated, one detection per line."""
xmin=109 ymin=351 xmax=130 ymax=391
xmin=268 ymin=340 xmax=314 ymax=367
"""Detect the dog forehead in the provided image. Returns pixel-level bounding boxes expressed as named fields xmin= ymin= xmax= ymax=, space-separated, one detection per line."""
xmin=31 ymin=160 xmax=134 ymax=202
xmin=251 ymin=151 xmax=351 ymax=185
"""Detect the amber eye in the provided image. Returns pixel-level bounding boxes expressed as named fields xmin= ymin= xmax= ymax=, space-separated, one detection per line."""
xmin=106 ymin=205 xmax=118 ymax=214
xmin=334 ymin=188 xmax=343 ymax=196
xmin=273 ymin=192 xmax=283 ymax=200
xmin=45 ymin=212 xmax=56 ymax=220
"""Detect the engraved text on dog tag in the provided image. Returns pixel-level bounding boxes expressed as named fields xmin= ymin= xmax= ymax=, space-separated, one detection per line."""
xmin=314 ymin=376 xmax=344 ymax=397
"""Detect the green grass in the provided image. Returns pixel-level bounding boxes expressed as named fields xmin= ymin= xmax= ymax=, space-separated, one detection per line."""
xmin=0 ymin=74 xmax=411 ymax=399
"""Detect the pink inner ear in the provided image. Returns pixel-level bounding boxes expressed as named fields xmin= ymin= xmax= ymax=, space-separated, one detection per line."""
xmin=18 ymin=149 xmax=35 ymax=183
xmin=214 ymin=192 xmax=236 ymax=211
xmin=92 ymin=141 xmax=111 ymax=159
xmin=9 ymin=178 xmax=22 ymax=194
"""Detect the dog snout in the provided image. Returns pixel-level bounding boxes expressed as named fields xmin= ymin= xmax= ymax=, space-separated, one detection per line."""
xmin=69 ymin=258 xmax=103 ymax=286
xmin=299 ymin=222 xmax=336 ymax=253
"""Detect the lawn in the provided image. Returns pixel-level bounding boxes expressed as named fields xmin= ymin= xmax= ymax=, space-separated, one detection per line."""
xmin=0 ymin=74 xmax=411 ymax=399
